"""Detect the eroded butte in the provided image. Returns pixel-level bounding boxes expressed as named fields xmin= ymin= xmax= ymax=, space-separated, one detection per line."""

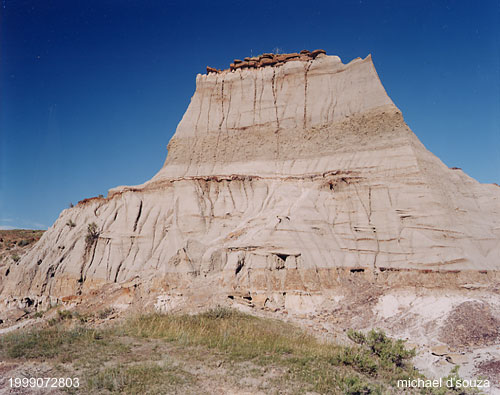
xmin=1 ymin=52 xmax=499 ymax=381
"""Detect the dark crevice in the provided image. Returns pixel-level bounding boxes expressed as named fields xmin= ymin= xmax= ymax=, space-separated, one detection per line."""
xmin=133 ymin=201 xmax=143 ymax=232
xmin=23 ymin=297 xmax=34 ymax=307
xmin=350 ymin=268 xmax=365 ymax=273
xmin=235 ymin=257 xmax=244 ymax=275
xmin=271 ymin=68 xmax=280 ymax=129
xmin=276 ymin=253 xmax=289 ymax=262
xmin=218 ymin=79 xmax=225 ymax=131
xmin=114 ymin=261 xmax=124 ymax=283
xmin=303 ymin=61 xmax=313 ymax=129
xmin=80 ymin=239 xmax=98 ymax=285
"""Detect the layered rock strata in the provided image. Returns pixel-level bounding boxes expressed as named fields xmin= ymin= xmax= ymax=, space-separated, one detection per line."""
xmin=1 ymin=52 xmax=499 ymax=314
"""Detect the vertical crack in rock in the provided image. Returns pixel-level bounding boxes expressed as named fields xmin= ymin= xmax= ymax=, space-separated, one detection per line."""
xmin=133 ymin=200 xmax=143 ymax=232
xmin=115 ymin=237 xmax=134 ymax=282
xmin=114 ymin=261 xmax=123 ymax=283
xmin=368 ymin=186 xmax=380 ymax=269
xmin=271 ymin=68 xmax=280 ymax=161
xmin=303 ymin=60 xmax=313 ymax=130
xmin=187 ymin=78 xmax=206 ymax=174
xmin=271 ymin=68 xmax=280 ymax=129
xmin=80 ymin=237 xmax=99 ymax=287
xmin=221 ymin=79 xmax=233 ymax=161
xmin=218 ymin=78 xmax=225 ymax=132
xmin=105 ymin=238 xmax=112 ymax=281
xmin=252 ymin=73 xmax=257 ymax=126
xmin=213 ymin=76 xmax=225 ymax=169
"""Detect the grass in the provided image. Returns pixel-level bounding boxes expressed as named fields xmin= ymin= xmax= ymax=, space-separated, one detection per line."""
xmin=0 ymin=307 xmax=464 ymax=394
xmin=0 ymin=325 xmax=129 ymax=364
xmin=119 ymin=307 xmax=422 ymax=393
xmin=86 ymin=362 xmax=193 ymax=394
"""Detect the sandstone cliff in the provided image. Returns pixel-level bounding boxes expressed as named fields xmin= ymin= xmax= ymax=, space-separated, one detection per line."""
xmin=1 ymin=52 xmax=499 ymax=316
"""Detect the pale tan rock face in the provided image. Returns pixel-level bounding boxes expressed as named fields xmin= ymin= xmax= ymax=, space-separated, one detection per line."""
xmin=151 ymin=54 xmax=397 ymax=179
xmin=1 ymin=54 xmax=499 ymax=313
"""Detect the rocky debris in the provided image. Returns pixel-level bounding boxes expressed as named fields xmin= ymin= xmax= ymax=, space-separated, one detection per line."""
xmin=445 ymin=353 xmax=468 ymax=364
xmin=439 ymin=301 xmax=499 ymax=348
xmin=311 ymin=48 xmax=326 ymax=58
xmin=219 ymin=49 xmax=327 ymax=72
xmin=206 ymin=66 xmax=221 ymax=74
xmin=475 ymin=359 xmax=500 ymax=382
xmin=431 ymin=345 xmax=450 ymax=356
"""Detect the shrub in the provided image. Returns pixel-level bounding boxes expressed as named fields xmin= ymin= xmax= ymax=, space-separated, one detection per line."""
xmin=66 ymin=219 xmax=76 ymax=228
xmin=98 ymin=308 xmax=114 ymax=319
xmin=17 ymin=239 xmax=31 ymax=247
xmin=347 ymin=329 xmax=416 ymax=367
xmin=57 ymin=310 xmax=74 ymax=320
xmin=85 ymin=222 xmax=100 ymax=247
xmin=331 ymin=347 xmax=379 ymax=376
xmin=11 ymin=255 xmax=20 ymax=263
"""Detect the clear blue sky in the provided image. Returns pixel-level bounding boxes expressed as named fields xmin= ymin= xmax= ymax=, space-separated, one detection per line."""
xmin=1 ymin=0 xmax=499 ymax=230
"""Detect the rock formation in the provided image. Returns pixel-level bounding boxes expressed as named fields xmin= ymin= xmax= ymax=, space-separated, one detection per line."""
xmin=1 ymin=51 xmax=499 ymax=322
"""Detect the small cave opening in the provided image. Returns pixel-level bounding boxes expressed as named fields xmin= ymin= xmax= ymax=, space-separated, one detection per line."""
xmin=275 ymin=253 xmax=289 ymax=262
xmin=5 ymin=268 xmax=9 ymax=277
xmin=23 ymin=297 xmax=34 ymax=307
xmin=350 ymin=268 xmax=365 ymax=273
xmin=242 ymin=295 xmax=252 ymax=301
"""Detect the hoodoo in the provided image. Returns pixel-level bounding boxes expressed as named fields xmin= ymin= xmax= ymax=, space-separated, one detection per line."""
xmin=1 ymin=51 xmax=499 ymax=317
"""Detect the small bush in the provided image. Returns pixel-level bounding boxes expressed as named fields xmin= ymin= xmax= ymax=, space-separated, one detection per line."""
xmin=57 ymin=310 xmax=74 ymax=320
xmin=17 ymin=239 xmax=31 ymax=247
xmin=331 ymin=347 xmax=378 ymax=376
xmin=341 ymin=374 xmax=381 ymax=394
xmin=85 ymin=222 xmax=100 ymax=247
xmin=347 ymin=329 xmax=416 ymax=367
xmin=66 ymin=219 xmax=76 ymax=228
xmin=98 ymin=308 xmax=114 ymax=319
xmin=200 ymin=306 xmax=235 ymax=319
xmin=11 ymin=255 xmax=20 ymax=263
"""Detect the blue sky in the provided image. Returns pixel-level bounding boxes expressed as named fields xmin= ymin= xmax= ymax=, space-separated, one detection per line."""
xmin=1 ymin=0 xmax=499 ymax=230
